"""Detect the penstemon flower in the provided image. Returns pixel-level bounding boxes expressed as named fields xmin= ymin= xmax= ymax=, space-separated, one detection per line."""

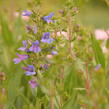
xmin=51 ymin=51 xmax=58 ymax=55
xmin=41 ymin=32 xmax=54 ymax=44
xmin=95 ymin=29 xmax=108 ymax=40
xmin=29 ymin=40 xmax=41 ymax=53
xmin=22 ymin=10 xmax=32 ymax=16
xmin=33 ymin=26 xmax=37 ymax=34
xmin=95 ymin=64 xmax=101 ymax=71
xmin=13 ymin=53 xmax=28 ymax=64
xmin=42 ymin=12 xmax=54 ymax=23
xmin=23 ymin=65 xmax=36 ymax=76
xmin=18 ymin=40 xmax=27 ymax=51
xmin=14 ymin=10 xmax=57 ymax=89
xmin=26 ymin=25 xmax=37 ymax=34
xmin=40 ymin=64 xmax=49 ymax=70
xmin=29 ymin=80 xmax=38 ymax=88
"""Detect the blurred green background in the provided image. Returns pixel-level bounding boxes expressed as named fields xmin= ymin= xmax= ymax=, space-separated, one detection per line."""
xmin=0 ymin=0 xmax=109 ymax=28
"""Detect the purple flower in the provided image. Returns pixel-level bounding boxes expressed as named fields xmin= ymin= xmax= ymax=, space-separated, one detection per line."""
xmin=13 ymin=53 xmax=28 ymax=64
xmin=26 ymin=25 xmax=32 ymax=31
xmin=40 ymin=64 xmax=49 ymax=70
xmin=42 ymin=12 xmax=54 ymax=23
xmin=29 ymin=80 xmax=38 ymax=88
xmin=95 ymin=64 xmax=101 ymax=71
xmin=26 ymin=25 xmax=37 ymax=34
xmin=18 ymin=40 xmax=27 ymax=51
xmin=23 ymin=65 xmax=36 ymax=76
xmin=58 ymin=10 xmax=64 ymax=14
xmin=22 ymin=10 xmax=32 ymax=16
xmin=51 ymin=51 xmax=58 ymax=55
xmin=29 ymin=40 xmax=41 ymax=53
xmin=41 ymin=32 xmax=54 ymax=44
xmin=33 ymin=26 xmax=37 ymax=34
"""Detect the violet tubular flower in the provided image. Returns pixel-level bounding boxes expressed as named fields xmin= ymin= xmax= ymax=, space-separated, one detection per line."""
xmin=18 ymin=40 xmax=27 ymax=51
xmin=41 ymin=32 xmax=54 ymax=44
xmin=23 ymin=65 xmax=36 ymax=76
xmin=29 ymin=80 xmax=38 ymax=88
xmin=26 ymin=25 xmax=32 ymax=32
xmin=13 ymin=53 xmax=29 ymax=64
xmin=26 ymin=25 xmax=37 ymax=34
xmin=42 ymin=12 xmax=54 ymax=23
xmin=40 ymin=64 xmax=49 ymax=70
xmin=51 ymin=51 xmax=58 ymax=55
xmin=22 ymin=10 xmax=32 ymax=16
xmin=29 ymin=40 xmax=41 ymax=53
xmin=95 ymin=64 xmax=101 ymax=71
xmin=33 ymin=26 xmax=37 ymax=34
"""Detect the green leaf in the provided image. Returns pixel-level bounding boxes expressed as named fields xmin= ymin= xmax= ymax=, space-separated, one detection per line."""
xmin=7 ymin=71 xmax=23 ymax=109
xmin=0 ymin=13 xmax=14 ymax=47
xmin=91 ymin=35 xmax=105 ymax=69
xmin=62 ymin=93 xmax=79 ymax=109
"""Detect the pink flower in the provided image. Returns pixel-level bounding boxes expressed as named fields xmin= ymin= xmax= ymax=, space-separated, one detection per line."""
xmin=46 ymin=55 xmax=53 ymax=59
xmin=106 ymin=29 xmax=109 ymax=35
xmin=14 ymin=12 xmax=30 ymax=21
xmin=95 ymin=29 xmax=108 ymax=40
xmin=21 ymin=16 xmax=30 ymax=21
xmin=101 ymin=46 xmax=108 ymax=53
xmin=52 ymin=31 xmax=68 ymax=39
xmin=57 ymin=31 xmax=68 ymax=39
xmin=29 ymin=80 xmax=38 ymax=88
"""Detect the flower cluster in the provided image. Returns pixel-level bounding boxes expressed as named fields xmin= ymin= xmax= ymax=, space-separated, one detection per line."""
xmin=42 ymin=12 xmax=54 ymax=23
xmin=13 ymin=11 xmax=58 ymax=88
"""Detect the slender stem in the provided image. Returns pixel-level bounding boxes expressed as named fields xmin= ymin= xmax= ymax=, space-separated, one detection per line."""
xmin=59 ymin=67 xmax=64 ymax=109
xmin=67 ymin=14 xmax=72 ymax=55
xmin=50 ymin=81 xmax=55 ymax=109
xmin=85 ymin=62 xmax=90 ymax=97
xmin=67 ymin=13 xmax=76 ymax=59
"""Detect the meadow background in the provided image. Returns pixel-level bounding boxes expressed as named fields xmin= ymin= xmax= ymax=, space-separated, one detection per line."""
xmin=0 ymin=0 xmax=109 ymax=109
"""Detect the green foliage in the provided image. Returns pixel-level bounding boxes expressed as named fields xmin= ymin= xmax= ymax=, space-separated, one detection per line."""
xmin=91 ymin=35 xmax=105 ymax=69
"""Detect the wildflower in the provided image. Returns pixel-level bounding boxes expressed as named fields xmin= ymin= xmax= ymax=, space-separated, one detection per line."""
xmin=13 ymin=53 xmax=28 ymax=64
xmin=22 ymin=10 xmax=32 ymax=16
xmin=95 ymin=29 xmax=108 ymax=40
xmin=95 ymin=64 xmax=101 ymax=71
xmin=52 ymin=31 xmax=68 ymax=40
xmin=40 ymin=64 xmax=49 ymax=70
xmin=42 ymin=12 xmax=54 ymax=23
xmin=26 ymin=25 xmax=33 ymax=31
xmin=33 ymin=25 xmax=37 ymax=34
xmin=18 ymin=40 xmax=27 ymax=51
xmin=51 ymin=51 xmax=58 ymax=55
xmin=106 ymin=29 xmax=109 ymax=35
xmin=29 ymin=40 xmax=41 ymax=53
xmin=26 ymin=25 xmax=37 ymax=34
xmin=23 ymin=65 xmax=36 ymax=76
xmin=46 ymin=54 xmax=53 ymax=59
xmin=22 ymin=16 xmax=30 ymax=21
xmin=21 ymin=10 xmax=32 ymax=21
xmin=41 ymin=32 xmax=54 ymax=44
xmin=29 ymin=80 xmax=38 ymax=88
xmin=102 ymin=46 xmax=108 ymax=53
